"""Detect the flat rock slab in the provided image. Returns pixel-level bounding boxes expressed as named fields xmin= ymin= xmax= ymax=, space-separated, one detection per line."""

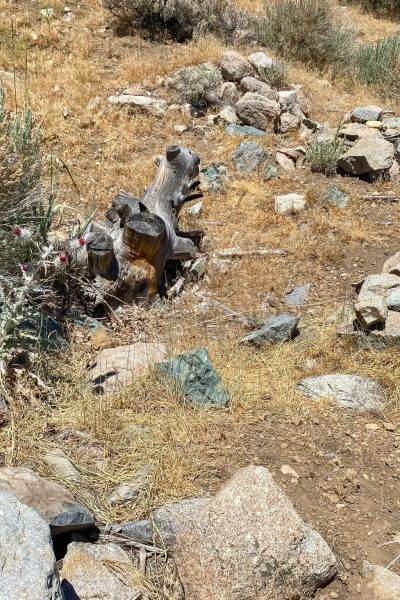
xmin=0 ymin=467 xmax=94 ymax=536
xmin=232 ymin=142 xmax=267 ymax=174
xmin=351 ymin=105 xmax=383 ymax=123
xmin=358 ymin=274 xmax=400 ymax=301
xmin=297 ymin=374 xmax=384 ymax=411
xmin=285 ymin=284 xmax=311 ymax=306
xmin=242 ymin=314 xmax=300 ymax=346
xmin=157 ymin=348 xmax=229 ymax=407
xmin=225 ymin=123 xmax=266 ymax=137
xmin=362 ymin=561 xmax=400 ymax=599
xmin=61 ymin=542 xmax=143 ymax=600
xmin=0 ymin=491 xmax=63 ymax=600
xmin=241 ymin=76 xmax=278 ymax=101
xmin=174 ymin=465 xmax=337 ymax=599
xmin=90 ymin=342 xmax=166 ymax=394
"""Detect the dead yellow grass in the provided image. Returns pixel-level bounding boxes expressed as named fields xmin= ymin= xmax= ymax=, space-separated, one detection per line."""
xmin=0 ymin=0 xmax=400 ymax=536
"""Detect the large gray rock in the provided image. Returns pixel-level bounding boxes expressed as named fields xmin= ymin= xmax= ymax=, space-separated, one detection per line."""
xmin=0 ymin=491 xmax=63 ymax=600
xmin=221 ymin=51 xmax=254 ymax=82
xmin=61 ymin=542 xmax=143 ymax=600
xmin=278 ymin=90 xmax=305 ymax=119
xmin=339 ymin=122 xmax=383 ymax=142
xmin=240 ymin=76 xmax=278 ymax=101
xmin=382 ymin=251 xmax=400 ymax=276
xmin=354 ymin=295 xmax=388 ymax=329
xmin=157 ymin=348 xmax=229 ymax=407
xmin=285 ymin=284 xmax=311 ymax=306
xmin=387 ymin=288 xmax=400 ymax=311
xmin=338 ymin=137 xmax=394 ymax=176
xmin=90 ymin=342 xmax=166 ymax=394
xmin=241 ymin=314 xmax=300 ymax=346
xmin=232 ymin=142 xmax=267 ymax=174
xmin=362 ymin=561 xmax=400 ymax=599
xmin=371 ymin=311 xmax=400 ymax=343
xmin=174 ymin=466 xmax=337 ymax=600
xmin=351 ymin=105 xmax=383 ymax=123
xmin=279 ymin=112 xmax=301 ymax=133
xmin=0 ymin=467 xmax=94 ymax=536
xmin=358 ymin=274 xmax=400 ymax=301
xmin=236 ymin=92 xmax=280 ymax=131
xmin=297 ymin=374 xmax=384 ymax=411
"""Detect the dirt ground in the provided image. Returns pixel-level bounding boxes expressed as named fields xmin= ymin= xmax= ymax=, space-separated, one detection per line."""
xmin=1 ymin=1 xmax=400 ymax=598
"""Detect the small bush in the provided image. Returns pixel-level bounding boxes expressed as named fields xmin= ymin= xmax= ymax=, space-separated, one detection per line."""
xmin=257 ymin=61 xmax=289 ymax=89
xmin=355 ymin=33 xmax=400 ymax=100
xmin=263 ymin=0 xmax=356 ymax=71
xmin=103 ymin=0 xmax=258 ymax=41
xmin=306 ymin=140 xmax=341 ymax=176
xmin=166 ymin=63 xmax=223 ymax=108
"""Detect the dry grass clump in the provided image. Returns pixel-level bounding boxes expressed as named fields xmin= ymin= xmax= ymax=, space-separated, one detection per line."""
xmin=347 ymin=0 xmax=400 ymax=15
xmin=262 ymin=0 xmax=356 ymax=72
xmin=103 ymin=0 xmax=259 ymax=42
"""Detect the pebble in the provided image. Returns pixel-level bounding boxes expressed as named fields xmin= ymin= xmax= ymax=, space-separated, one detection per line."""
xmin=280 ymin=464 xmax=299 ymax=479
xmin=365 ymin=423 xmax=379 ymax=431
xmin=383 ymin=422 xmax=395 ymax=431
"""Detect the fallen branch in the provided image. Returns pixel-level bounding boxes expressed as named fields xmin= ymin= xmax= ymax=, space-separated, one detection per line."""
xmin=361 ymin=195 xmax=398 ymax=202
xmin=199 ymin=294 xmax=262 ymax=328
xmin=214 ymin=247 xmax=287 ymax=259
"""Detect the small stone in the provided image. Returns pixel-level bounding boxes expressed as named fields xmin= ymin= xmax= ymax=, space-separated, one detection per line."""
xmin=275 ymin=193 xmax=306 ymax=215
xmin=44 ymin=449 xmax=82 ymax=483
xmin=285 ymin=284 xmax=311 ymax=307
xmin=383 ymin=117 xmax=400 ymax=129
xmin=221 ymin=81 xmax=239 ymax=105
xmin=232 ymin=142 xmax=267 ymax=174
xmin=280 ymin=464 xmax=299 ymax=478
xmin=187 ymin=201 xmax=203 ymax=217
xmin=382 ymin=252 xmax=400 ymax=277
xmin=383 ymin=422 xmax=395 ymax=431
xmin=190 ymin=256 xmax=207 ymax=279
xmin=321 ymin=186 xmax=350 ymax=209
xmin=241 ymin=314 xmax=300 ymax=346
xmin=157 ymin=348 xmax=229 ymax=407
xmin=107 ymin=464 xmax=151 ymax=506
xmin=225 ymin=123 xmax=266 ymax=138
xmin=262 ymin=164 xmax=278 ymax=181
xmin=218 ymin=105 xmax=238 ymax=124
xmin=40 ymin=7 xmax=54 ymax=19
xmin=200 ymin=162 xmax=227 ymax=192
xmin=365 ymin=423 xmax=379 ymax=431
xmin=276 ymin=151 xmax=295 ymax=171
xmin=354 ymin=295 xmax=388 ymax=329
xmin=366 ymin=120 xmax=383 ymax=129
xmin=326 ymin=493 xmax=340 ymax=504
xmin=174 ymin=124 xmax=189 ymax=134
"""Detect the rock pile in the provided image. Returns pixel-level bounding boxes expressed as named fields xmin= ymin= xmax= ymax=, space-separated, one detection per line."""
xmin=338 ymin=252 xmax=400 ymax=349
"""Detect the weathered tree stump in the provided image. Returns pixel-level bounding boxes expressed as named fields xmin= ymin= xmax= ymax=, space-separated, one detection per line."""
xmin=85 ymin=145 xmax=202 ymax=305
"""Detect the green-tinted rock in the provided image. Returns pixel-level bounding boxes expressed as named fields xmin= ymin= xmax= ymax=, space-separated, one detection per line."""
xmin=321 ymin=186 xmax=349 ymax=209
xmin=262 ymin=164 xmax=278 ymax=181
xmin=157 ymin=348 xmax=229 ymax=407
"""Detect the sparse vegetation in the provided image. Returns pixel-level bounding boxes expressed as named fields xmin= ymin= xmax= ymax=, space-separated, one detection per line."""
xmin=262 ymin=0 xmax=356 ymax=71
xmin=257 ymin=60 xmax=289 ymax=89
xmin=103 ymin=0 xmax=258 ymax=41
xmin=347 ymin=0 xmax=400 ymax=15
xmin=355 ymin=32 xmax=400 ymax=99
xmin=306 ymin=140 xmax=341 ymax=176
xmin=166 ymin=63 xmax=223 ymax=108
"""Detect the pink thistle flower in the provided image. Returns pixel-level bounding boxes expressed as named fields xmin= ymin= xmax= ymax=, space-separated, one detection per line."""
xmin=22 ymin=263 xmax=34 ymax=274
xmin=11 ymin=225 xmax=33 ymax=241
xmin=12 ymin=225 xmax=22 ymax=237
xmin=55 ymin=252 xmax=69 ymax=267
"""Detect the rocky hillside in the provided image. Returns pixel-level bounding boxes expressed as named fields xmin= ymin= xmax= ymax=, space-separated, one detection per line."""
xmin=0 ymin=1 xmax=400 ymax=599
